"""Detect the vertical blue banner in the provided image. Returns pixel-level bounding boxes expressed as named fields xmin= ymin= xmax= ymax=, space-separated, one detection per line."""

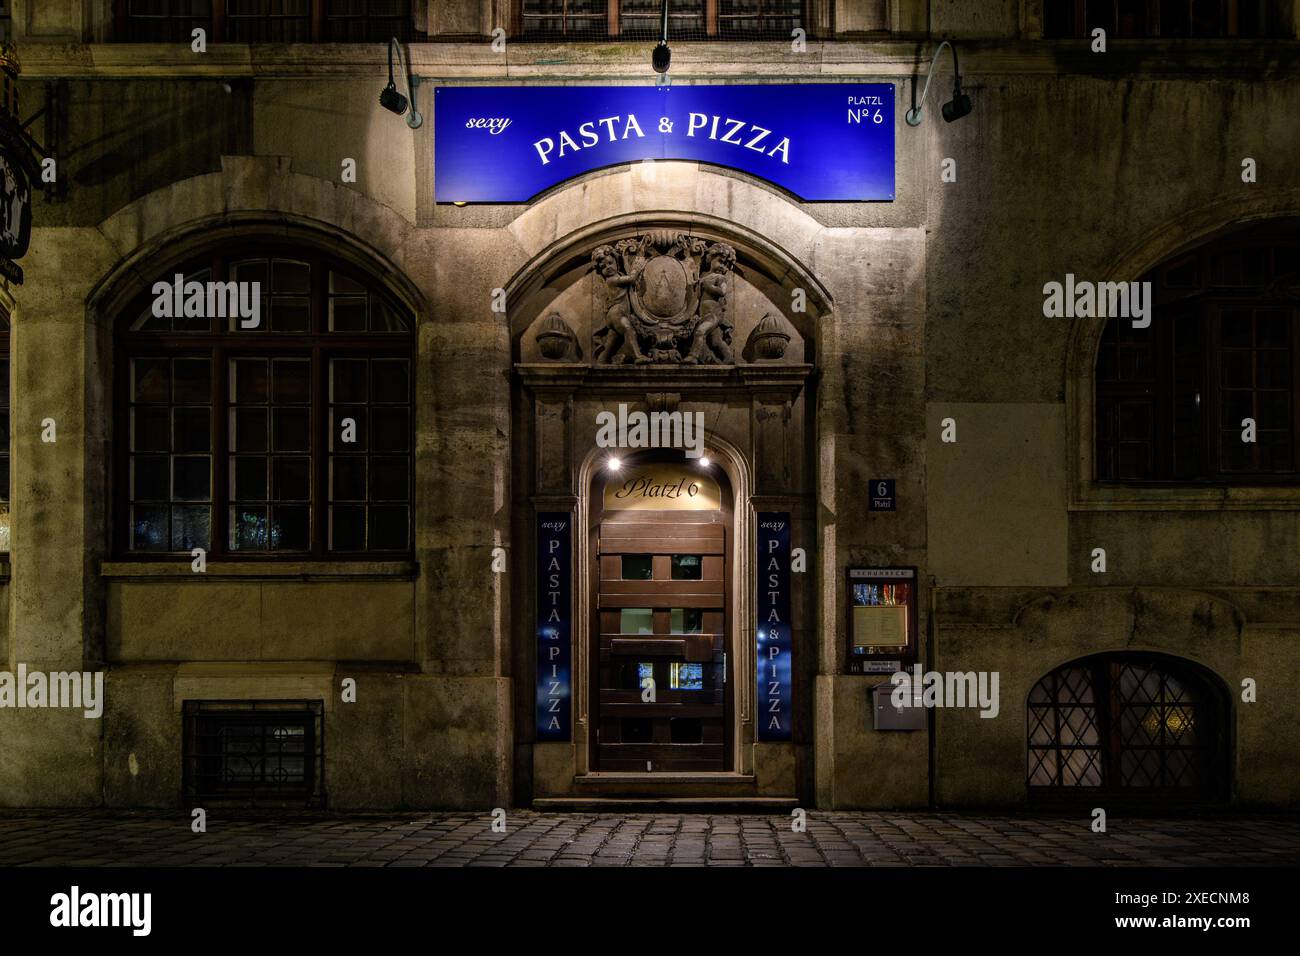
xmin=536 ymin=512 xmax=572 ymax=741
xmin=756 ymin=512 xmax=793 ymax=741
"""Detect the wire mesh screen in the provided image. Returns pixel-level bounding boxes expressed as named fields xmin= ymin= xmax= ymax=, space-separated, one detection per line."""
xmin=518 ymin=0 xmax=806 ymax=40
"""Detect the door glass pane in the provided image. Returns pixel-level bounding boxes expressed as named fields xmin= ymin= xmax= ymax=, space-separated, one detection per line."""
xmin=671 ymin=554 xmax=702 ymax=579
xmin=621 ymin=554 xmax=653 ymax=579
xmin=670 ymin=608 xmax=703 ymax=633
xmin=620 ymin=608 xmax=653 ymax=634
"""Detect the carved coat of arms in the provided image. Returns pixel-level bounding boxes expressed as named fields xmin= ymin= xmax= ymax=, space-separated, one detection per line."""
xmin=592 ymin=230 xmax=736 ymax=365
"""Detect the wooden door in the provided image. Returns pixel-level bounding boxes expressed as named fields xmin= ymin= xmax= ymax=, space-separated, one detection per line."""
xmin=594 ymin=509 xmax=730 ymax=772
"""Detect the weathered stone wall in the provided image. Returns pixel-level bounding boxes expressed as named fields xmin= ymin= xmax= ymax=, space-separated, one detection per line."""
xmin=1 ymin=1 xmax=1296 ymax=809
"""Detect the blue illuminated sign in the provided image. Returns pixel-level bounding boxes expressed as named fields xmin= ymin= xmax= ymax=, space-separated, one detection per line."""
xmin=434 ymin=84 xmax=895 ymax=203
xmin=757 ymin=512 xmax=793 ymax=742
xmin=536 ymin=512 xmax=572 ymax=741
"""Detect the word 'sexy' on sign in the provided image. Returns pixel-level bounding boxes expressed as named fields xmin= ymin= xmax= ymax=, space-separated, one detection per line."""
xmin=756 ymin=512 xmax=793 ymax=741
xmin=536 ymin=512 xmax=572 ymax=741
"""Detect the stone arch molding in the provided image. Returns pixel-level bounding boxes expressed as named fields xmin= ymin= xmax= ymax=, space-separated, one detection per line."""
xmin=508 ymin=214 xmax=831 ymax=369
xmin=501 ymin=164 xmax=835 ymax=367
xmin=85 ymin=156 xmax=425 ymax=319
xmin=1010 ymin=586 xmax=1245 ymax=688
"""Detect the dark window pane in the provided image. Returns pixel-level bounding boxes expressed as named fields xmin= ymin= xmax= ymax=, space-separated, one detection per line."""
xmin=273 ymin=456 xmax=311 ymax=501
xmin=171 ymin=505 xmax=210 ymax=551
xmin=1259 ymin=391 xmax=1290 ymax=430
xmin=329 ymin=271 xmax=365 ymax=295
xmin=173 ymin=456 xmax=211 ymax=501
xmin=671 ymin=554 xmax=703 ymax=580
xmin=133 ymin=358 xmax=170 ymax=403
xmin=273 ymin=259 xmax=310 ymax=294
xmin=369 ymin=457 xmax=408 ymax=501
xmin=132 ymin=505 xmax=168 ymax=551
xmin=1222 ymin=391 xmax=1253 ymax=423
xmin=272 ymin=297 xmax=311 ymax=333
xmin=330 ymin=297 xmax=367 ymax=332
xmin=331 ymin=505 xmax=365 ymax=550
xmin=621 ymin=554 xmax=653 ymax=579
xmin=1221 ymin=432 xmax=1252 ymax=470
xmin=233 ymin=408 xmax=268 ymax=453
xmin=273 ymin=408 xmax=311 ymax=452
xmin=1261 ymin=433 xmax=1294 ymax=471
xmin=272 ymin=505 xmax=310 ymax=550
xmin=232 ymin=358 xmax=269 ymax=404
xmin=371 ymin=297 xmax=412 ymax=332
xmin=272 ymin=359 xmax=311 ymax=404
xmin=371 ymin=407 xmax=409 ymax=452
xmin=1222 ymin=350 xmax=1252 ymax=388
xmin=1257 ymin=311 xmax=1288 ymax=347
xmin=368 ymin=505 xmax=409 ymax=551
xmin=173 ymin=407 xmax=211 ymax=453
xmin=331 ymin=457 xmax=366 ymax=501
xmin=133 ymin=407 xmax=170 ymax=452
xmin=132 ymin=456 xmax=170 ymax=501
xmin=371 ymin=359 xmax=409 ymax=403
xmin=1221 ymin=312 xmax=1251 ymax=347
xmin=233 ymin=456 xmax=268 ymax=501
xmin=231 ymin=259 xmax=267 ymax=287
xmin=173 ymin=358 xmax=211 ymax=403
xmin=1258 ymin=349 xmax=1289 ymax=389
xmin=332 ymin=359 xmax=368 ymax=402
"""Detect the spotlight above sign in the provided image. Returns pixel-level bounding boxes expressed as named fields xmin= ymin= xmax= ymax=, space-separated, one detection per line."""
xmin=434 ymin=84 xmax=895 ymax=204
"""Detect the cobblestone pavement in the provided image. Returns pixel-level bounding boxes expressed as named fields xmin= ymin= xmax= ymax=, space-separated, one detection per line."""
xmin=0 ymin=810 xmax=1296 ymax=867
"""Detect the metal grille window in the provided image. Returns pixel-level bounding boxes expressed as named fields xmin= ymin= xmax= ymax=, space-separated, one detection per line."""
xmin=1044 ymin=0 xmax=1290 ymax=37
xmin=517 ymin=0 xmax=805 ymax=39
xmin=116 ymin=244 xmax=415 ymax=558
xmin=1095 ymin=219 xmax=1300 ymax=482
xmin=1028 ymin=654 xmax=1227 ymax=799
xmin=183 ymin=701 xmax=325 ymax=807
xmin=115 ymin=0 xmax=422 ymax=41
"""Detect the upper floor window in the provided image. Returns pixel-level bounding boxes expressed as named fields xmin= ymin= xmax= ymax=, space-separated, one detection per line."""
xmin=1045 ymin=0 xmax=1291 ymax=38
xmin=516 ymin=0 xmax=805 ymax=40
xmin=115 ymin=245 xmax=415 ymax=558
xmin=114 ymin=1 xmax=423 ymax=43
xmin=1095 ymin=219 xmax=1300 ymax=483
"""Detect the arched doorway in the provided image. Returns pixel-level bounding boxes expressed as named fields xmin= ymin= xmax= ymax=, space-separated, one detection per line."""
xmin=1027 ymin=652 xmax=1230 ymax=801
xmin=511 ymin=220 xmax=822 ymax=802
xmin=589 ymin=451 xmax=732 ymax=772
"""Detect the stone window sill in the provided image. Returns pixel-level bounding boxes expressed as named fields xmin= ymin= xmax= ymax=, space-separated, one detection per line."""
xmin=1070 ymin=483 xmax=1300 ymax=511
xmin=100 ymin=561 xmax=418 ymax=582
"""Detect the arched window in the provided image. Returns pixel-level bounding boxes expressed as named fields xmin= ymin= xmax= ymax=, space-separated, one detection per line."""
xmin=1027 ymin=653 xmax=1228 ymax=799
xmin=114 ymin=244 xmax=415 ymax=558
xmin=1096 ymin=219 xmax=1300 ymax=482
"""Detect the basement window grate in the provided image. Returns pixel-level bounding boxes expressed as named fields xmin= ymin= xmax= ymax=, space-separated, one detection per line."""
xmin=182 ymin=700 xmax=325 ymax=808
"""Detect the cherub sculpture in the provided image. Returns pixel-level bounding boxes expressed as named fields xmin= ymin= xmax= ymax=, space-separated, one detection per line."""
xmin=684 ymin=242 xmax=736 ymax=365
xmin=592 ymin=244 xmax=650 ymax=365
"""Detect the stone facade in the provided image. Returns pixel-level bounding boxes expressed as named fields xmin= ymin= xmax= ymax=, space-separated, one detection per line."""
xmin=0 ymin=1 xmax=1297 ymax=810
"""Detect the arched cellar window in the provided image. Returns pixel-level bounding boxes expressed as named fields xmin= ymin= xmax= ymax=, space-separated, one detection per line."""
xmin=1027 ymin=653 xmax=1228 ymax=800
xmin=1095 ymin=219 xmax=1300 ymax=482
xmin=114 ymin=244 xmax=415 ymax=558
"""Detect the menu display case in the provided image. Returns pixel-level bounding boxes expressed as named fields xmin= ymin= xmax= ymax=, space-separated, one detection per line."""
xmin=845 ymin=567 xmax=918 ymax=674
